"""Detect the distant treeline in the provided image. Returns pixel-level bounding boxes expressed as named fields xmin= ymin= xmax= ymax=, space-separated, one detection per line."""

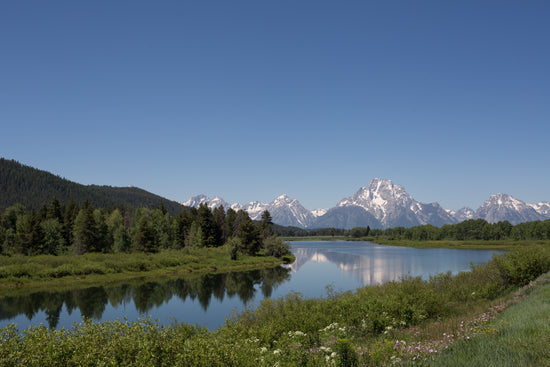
xmin=0 ymin=198 xmax=289 ymax=258
xmin=0 ymin=158 xmax=184 ymax=215
xmin=275 ymin=219 xmax=550 ymax=241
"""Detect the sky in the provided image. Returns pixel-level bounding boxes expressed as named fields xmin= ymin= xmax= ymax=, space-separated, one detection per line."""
xmin=1 ymin=0 xmax=549 ymax=212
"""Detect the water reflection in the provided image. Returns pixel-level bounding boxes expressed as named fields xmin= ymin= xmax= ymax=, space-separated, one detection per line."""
xmin=0 ymin=266 xmax=290 ymax=329
xmin=289 ymin=242 xmax=502 ymax=286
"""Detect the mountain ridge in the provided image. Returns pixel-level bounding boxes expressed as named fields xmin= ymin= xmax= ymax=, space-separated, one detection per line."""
xmin=184 ymin=179 xmax=550 ymax=229
xmin=0 ymin=158 xmax=185 ymax=215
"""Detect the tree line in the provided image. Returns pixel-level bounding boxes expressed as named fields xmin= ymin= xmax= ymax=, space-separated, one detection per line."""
xmin=358 ymin=218 xmax=550 ymax=241
xmin=0 ymin=197 xmax=289 ymax=258
xmin=274 ymin=218 xmax=550 ymax=241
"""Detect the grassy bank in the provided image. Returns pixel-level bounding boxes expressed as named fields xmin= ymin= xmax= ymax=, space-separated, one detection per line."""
xmin=0 ymin=247 xmax=291 ymax=289
xmin=283 ymin=236 xmax=550 ymax=250
xmin=1 ymin=245 xmax=549 ymax=366
xmin=433 ymin=273 xmax=550 ymax=366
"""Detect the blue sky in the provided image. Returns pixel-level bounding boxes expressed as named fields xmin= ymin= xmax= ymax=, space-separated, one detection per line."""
xmin=1 ymin=1 xmax=549 ymax=211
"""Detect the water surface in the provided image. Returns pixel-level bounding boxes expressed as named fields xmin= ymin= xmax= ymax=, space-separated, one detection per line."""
xmin=0 ymin=241 xmax=502 ymax=330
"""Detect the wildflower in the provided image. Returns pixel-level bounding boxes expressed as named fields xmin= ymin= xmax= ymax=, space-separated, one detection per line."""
xmin=273 ymin=349 xmax=281 ymax=355
xmin=260 ymin=347 xmax=267 ymax=353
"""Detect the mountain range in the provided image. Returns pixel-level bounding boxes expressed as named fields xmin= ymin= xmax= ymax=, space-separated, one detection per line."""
xmin=184 ymin=178 xmax=550 ymax=229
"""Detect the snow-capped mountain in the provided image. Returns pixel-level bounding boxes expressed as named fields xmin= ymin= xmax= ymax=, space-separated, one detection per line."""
xmin=475 ymin=194 xmax=546 ymax=224
xmin=265 ymin=194 xmax=316 ymax=228
xmin=450 ymin=207 xmax=476 ymax=222
xmin=529 ymin=202 xmax=550 ymax=217
xmin=184 ymin=180 xmax=549 ymax=229
xmin=311 ymin=208 xmax=328 ymax=217
xmin=326 ymin=178 xmax=456 ymax=229
xmin=183 ymin=194 xmax=315 ymax=228
xmin=183 ymin=195 xmax=240 ymax=210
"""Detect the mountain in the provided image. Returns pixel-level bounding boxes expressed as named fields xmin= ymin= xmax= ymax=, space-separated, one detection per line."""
xmin=183 ymin=195 xmax=241 ymax=211
xmin=0 ymin=158 xmax=185 ymax=215
xmin=265 ymin=194 xmax=316 ymax=228
xmin=312 ymin=205 xmax=382 ymax=229
xmin=529 ymin=202 xmax=550 ymax=217
xmin=475 ymin=193 xmax=546 ymax=224
xmin=319 ymin=178 xmax=456 ymax=229
xmin=183 ymin=194 xmax=315 ymax=228
xmin=184 ymin=179 xmax=550 ymax=229
xmin=450 ymin=207 xmax=476 ymax=222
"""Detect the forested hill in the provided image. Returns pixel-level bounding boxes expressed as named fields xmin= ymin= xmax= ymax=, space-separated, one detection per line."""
xmin=0 ymin=158 xmax=185 ymax=215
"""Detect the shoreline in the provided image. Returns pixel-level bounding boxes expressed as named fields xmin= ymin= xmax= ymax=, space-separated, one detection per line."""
xmin=282 ymin=236 xmax=543 ymax=250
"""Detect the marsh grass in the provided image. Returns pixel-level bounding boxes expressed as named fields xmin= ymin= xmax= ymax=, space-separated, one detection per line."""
xmin=0 ymin=247 xmax=284 ymax=288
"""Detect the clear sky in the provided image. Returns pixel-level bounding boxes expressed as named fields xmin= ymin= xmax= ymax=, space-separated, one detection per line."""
xmin=1 ymin=1 xmax=549 ymax=211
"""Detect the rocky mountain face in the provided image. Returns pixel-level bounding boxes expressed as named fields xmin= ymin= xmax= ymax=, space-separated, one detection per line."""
xmin=183 ymin=194 xmax=315 ymax=228
xmin=183 ymin=179 xmax=550 ymax=229
xmin=330 ymin=179 xmax=456 ymax=229
xmin=475 ymin=193 xmax=546 ymax=224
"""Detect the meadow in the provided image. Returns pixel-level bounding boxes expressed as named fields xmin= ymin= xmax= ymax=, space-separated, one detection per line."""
xmin=0 ymin=247 xmax=289 ymax=288
xmin=1 ymin=245 xmax=549 ymax=366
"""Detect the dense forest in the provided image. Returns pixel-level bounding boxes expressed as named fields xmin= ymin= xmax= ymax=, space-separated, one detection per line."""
xmin=0 ymin=158 xmax=184 ymax=215
xmin=275 ymin=218 xmax=550 ymax=241
xmin=0 ymin=198 xmax=289 ymax=259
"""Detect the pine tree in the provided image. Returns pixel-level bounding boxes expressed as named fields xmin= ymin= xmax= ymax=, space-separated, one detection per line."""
xmin=259 ymin=210 xmax=274 ymax=239
xmin=72 ymin=202 xmax=96 ymax=255
xmin=133 ymin=215 xmax=156 ymax=252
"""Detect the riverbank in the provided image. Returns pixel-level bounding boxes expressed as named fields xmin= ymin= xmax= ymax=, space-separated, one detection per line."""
xmin=282 ymin=236 xmax=549 ymax=250
xmin=1 ymin=245 xmax=549 ymax=366
xmin=0 ymin=247 xmax=291 ymax=289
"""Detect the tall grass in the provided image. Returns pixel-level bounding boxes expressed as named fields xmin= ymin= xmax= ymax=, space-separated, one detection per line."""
xmin=0 ymin=247 xmax=283 ymax=287
xmin=434 ymin=273 xmax=550 ymax=366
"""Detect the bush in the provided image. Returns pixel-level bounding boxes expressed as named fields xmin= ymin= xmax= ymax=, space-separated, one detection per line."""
xmin=493 ymin=245 xmax=550 ymax=287
xmin=226 ymin=238 xmax=242 ymax=260
xmin=262 ymin=236 xmax=291 ymax=258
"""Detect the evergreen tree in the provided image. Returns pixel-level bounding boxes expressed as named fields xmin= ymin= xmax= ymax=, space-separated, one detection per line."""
xmin=225 ymin=208 xmax=237 ymax=238
xmin=47 ymin=196 xmax=64 ymax=221
xmin=15 ymin=210 xmax=44 ymax=255
xmin=41 ymin=218 xmax=66 ymax=255
xmin=132 ymin=215 xmax=156 ymax=253
xmin=72 ymin=202 xmax=96 ymax=255
xmin=63 ymin=200 xmax=79 ymax=247
xmin=259 ymin=210 xmax=274 ymax=239
xmin=93 ymin=209 xmax=110 ymax=252
xmin=213 ymin=205 xmax=227 ymax=243
xmin=186 ymin=221 xmax=204 ymax=248
xmin=235 ymin=211 xmax=261 ymax=255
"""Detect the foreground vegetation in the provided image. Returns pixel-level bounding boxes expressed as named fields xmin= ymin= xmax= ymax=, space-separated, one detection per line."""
xmin=1 ymin=245 xmax=549 ymax=366
xmin=435 ymin=274 xmax=550 ymax=366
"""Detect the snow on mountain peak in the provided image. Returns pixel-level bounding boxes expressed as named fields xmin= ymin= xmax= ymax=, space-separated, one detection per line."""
xmin=182 ymin=183 xmax=550 ymax=229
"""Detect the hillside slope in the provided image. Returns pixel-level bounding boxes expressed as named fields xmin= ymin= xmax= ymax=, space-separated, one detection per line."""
xmin=0 ymin=158 xmax=184 ymax=215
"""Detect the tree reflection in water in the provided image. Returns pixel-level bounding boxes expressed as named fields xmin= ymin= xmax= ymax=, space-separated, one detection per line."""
xmin=0 ymin=266 xmax=290 ymax=329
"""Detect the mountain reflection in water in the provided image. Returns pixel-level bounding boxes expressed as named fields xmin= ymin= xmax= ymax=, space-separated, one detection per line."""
xmin=288 ymin=241 xmax=502 ymax=287
xmin=0 ymin=266 xmax=290 ymax=330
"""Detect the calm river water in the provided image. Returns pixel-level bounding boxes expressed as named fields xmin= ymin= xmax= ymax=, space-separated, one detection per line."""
xmin=0 ymin=241 xmax=502 ymax=330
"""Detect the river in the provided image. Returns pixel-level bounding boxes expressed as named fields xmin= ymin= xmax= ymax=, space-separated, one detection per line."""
xmin=0 ymin=241 xmax=502 ymax=330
